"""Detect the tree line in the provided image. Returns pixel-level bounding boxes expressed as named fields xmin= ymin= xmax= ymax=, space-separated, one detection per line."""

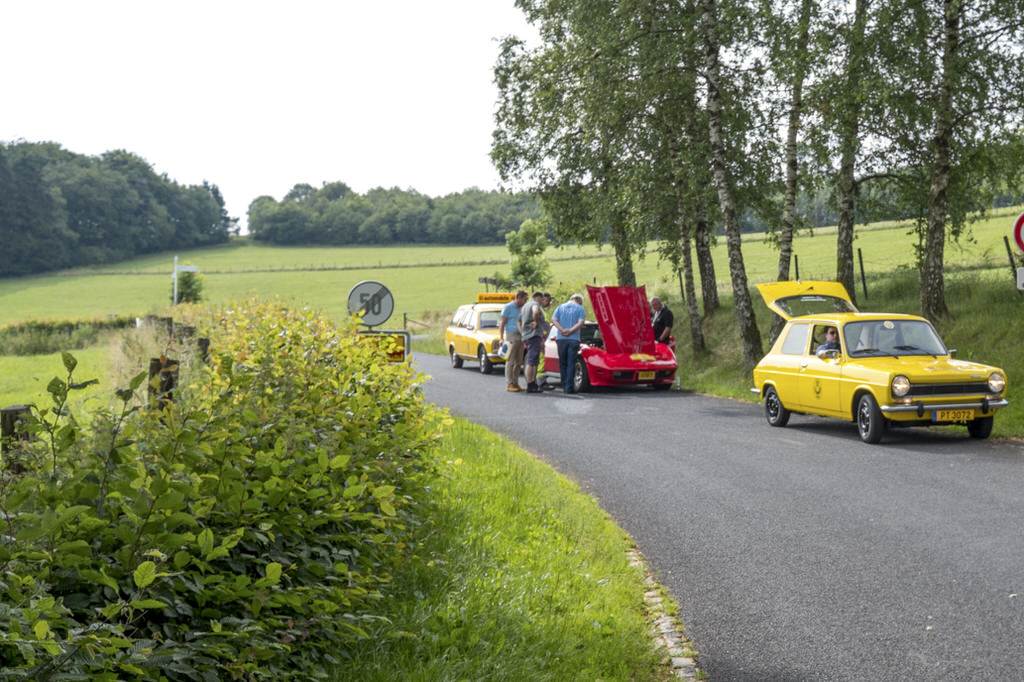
xmin=493 ymin=0 xmax=1024 ymax=370
xmin=247 ymin=183 xmax=543 ymax=246
xmin=0 ymin=142 xmax=237 ymax=278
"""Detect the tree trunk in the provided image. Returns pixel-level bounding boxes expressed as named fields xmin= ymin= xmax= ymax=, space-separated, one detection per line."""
xmin=661 ymin=108 xmax=707 ymax=355
xmin=770 ymin=0 xmax=814 ymax=345
xmin=679 ymin=218 xmax=706 ymax=356
xmin=701 ymin=0 xmax=763 ymax=371
xmin=694 ymin=203 xmax=719 ymax=316
xmin=834 ymin=0 xmax=868 ymax=307
xmin=921 ymin=0 xmax=958 ymax=320
xmin=609 ymin=216 xmax=636 ymax=287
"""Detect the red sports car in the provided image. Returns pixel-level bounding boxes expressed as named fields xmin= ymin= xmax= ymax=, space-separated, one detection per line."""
xmin=543 ymin=285 xmax=677 ymax=391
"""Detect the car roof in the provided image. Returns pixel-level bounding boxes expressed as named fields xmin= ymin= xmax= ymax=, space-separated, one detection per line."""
xmin=786 ymin=311 xmax=929 ymax=325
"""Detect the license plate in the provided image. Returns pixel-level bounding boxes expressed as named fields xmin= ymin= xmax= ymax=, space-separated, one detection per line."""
xmin=933 ymin=409 xmax=974 ymax=422
xmin=638 ymin=371 xmax=655 ymax=380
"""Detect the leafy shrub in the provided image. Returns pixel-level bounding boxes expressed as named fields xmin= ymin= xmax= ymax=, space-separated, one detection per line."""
xmin=0 ymin=299 xmax=442 ymax=680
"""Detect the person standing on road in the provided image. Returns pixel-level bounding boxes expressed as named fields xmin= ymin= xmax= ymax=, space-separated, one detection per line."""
xmin=651 ymin=296 xmax=674 ymax=344
xmin=551 ymin=293 xmax=586 ymax=393
xmin=499 ymin=290 xmax=528 ymax=392
xmin=519 ymin=291 xmax=546 ymax=393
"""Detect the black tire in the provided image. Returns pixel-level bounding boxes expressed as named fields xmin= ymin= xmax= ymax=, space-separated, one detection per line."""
xmin=764 ymin=386 xmax=790 ymax=427
xmin=478 ymin=346 xmax=493 ymax=374
xmin=967 ymin=416 xmax=993 ymax=439
xmin=572 ymin=360 xmax=591 ymax=392
xmin=449 ymin=346 xmax=463 ymax=369
xmin=856 ymin=393 xmax=884 ymax=444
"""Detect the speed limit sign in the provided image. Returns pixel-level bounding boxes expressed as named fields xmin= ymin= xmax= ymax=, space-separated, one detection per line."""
xmin=1013 ymin=212 xmax=1024 ymax=252
xmin=347 ymin=280 xmax=394 ymax=327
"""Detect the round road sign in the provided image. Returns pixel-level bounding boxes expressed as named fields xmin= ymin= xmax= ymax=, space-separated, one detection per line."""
xmin=1013 ymin=212 xmax=1024 ymax=253
xmin=347 ymin=280 xmax=394 ymax=327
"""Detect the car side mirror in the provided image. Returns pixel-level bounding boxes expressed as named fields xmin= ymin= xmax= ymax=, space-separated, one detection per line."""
xmin=948 ymin=348 xmax=957 ymax=357
xmin=823 ymin=349 xmax=840 ymax=360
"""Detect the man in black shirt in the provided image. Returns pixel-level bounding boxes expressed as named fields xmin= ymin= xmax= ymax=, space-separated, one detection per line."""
xmin=651 ymin=297 xmax=674 ymax=344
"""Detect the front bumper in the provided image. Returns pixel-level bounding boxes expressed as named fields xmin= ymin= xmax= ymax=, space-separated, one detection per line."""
xmin=881 ymin=398 xmax=1008 ymax=415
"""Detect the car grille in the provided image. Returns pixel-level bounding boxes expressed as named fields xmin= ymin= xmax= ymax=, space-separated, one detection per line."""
xmin=907 ymin=382 xmax=989 ymax=397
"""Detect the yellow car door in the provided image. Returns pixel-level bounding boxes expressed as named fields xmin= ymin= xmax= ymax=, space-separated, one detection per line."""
xmin=797 ymin=324 xmax=843 ymax=416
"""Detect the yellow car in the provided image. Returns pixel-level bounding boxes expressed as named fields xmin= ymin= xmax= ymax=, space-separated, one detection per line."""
xmin=445 ymin=293 xmax=515 ymax=374
xmin=751 ymin=281 xmax=1008 ymax=444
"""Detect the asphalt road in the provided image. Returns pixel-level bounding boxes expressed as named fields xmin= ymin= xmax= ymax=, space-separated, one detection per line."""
xmin=415 ymin=351 xmax=1024 ymax=682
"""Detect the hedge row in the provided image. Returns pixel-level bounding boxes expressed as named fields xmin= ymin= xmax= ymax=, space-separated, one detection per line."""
xmin=0 ymin=299 xmax=443 ymax=680
xmin=0 ymin=316 xmax=137 ymax=355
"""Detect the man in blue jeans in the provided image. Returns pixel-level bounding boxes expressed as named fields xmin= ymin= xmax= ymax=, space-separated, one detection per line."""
xmin=550 ymin=293 xmax=586 ymax=393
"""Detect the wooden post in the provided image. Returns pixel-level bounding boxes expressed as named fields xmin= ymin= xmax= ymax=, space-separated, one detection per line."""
xmin=858 ymin=248 xmax=868 ymax=300
xmin=1003 ymin=236 xmax=1022 ymax=295
xmin=794 ymin=254 xmax=799 ymax=281
xmin=1 ymin=405 xmax=31 ymax=453
xmin=148 ymin=357 xmax=179 ymax=408
xmin=197 ymin=338 xmax=210 ymax=362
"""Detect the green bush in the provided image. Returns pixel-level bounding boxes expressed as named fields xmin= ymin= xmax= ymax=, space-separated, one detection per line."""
xmin=0 ymin=299 xmax=442 ymax=680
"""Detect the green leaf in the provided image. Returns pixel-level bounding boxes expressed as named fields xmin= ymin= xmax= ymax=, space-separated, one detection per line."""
xmin=380 ymin=500 xmax=397 ymax=516
xmin=61 ymin=351 xmax=78 ymax=372
xmin=47 ymin=376 xmax=66 ymax=396
xmin=372 ymin=485 xmax=396 ymax=499
xmin=329 ymin=454 xmax=351 ymax=469
xmin=130 ymin=370 xmax=148 ymax=390
xmin=197 ymin=528 xmax=214 ymax=556
xmin=33 ymin=620 xmax=51 ymax=640
xmin=173 ymin=550 xmax=191 ymax=569
xmin=129 ymin=599 xmax=167 ymax=609
xmin=265 ymin=562 xmax=282 ymax=583
xmin=133 ymin=561 xmax=157 ymax=588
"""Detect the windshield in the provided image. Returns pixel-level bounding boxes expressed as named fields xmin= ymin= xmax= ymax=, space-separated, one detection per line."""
xmin=843 ymin=319 xmax=947 ymax=357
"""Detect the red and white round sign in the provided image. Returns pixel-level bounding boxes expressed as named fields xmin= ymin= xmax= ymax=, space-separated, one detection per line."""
xmin=1014 ymin=212 xmax=1024 ymax=252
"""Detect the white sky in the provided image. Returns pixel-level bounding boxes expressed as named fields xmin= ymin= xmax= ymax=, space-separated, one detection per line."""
xmin=2 ymin=1 xmax=536 ymax=230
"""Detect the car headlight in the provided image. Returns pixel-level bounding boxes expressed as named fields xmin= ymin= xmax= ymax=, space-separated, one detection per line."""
xmin=891 ymin=375 xmax=911 ymax=397
xmin=988 ymin=372 xmax=1005 ymax=393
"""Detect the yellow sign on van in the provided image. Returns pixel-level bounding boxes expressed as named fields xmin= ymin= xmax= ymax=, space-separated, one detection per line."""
xmin=476 ymin=292 xmax=515 ymax=303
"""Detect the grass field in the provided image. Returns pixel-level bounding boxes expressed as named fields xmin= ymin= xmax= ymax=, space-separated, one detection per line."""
xmin=0 ymin=347 xmax=112 ymax=411
xmin=2 ymin=204 xmax=1021 ymax=327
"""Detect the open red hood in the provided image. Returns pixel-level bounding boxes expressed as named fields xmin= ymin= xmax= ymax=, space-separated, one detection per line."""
xmin=586 ymin=285 xmax=656 ymax=355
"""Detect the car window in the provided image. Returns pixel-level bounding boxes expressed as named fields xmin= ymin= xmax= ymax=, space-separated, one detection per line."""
xmin=774 ymin=295 xmax=856 ymax=317
xmin=478 ymin=311 xmax=500 ymax=329
xmin=450 ymin=307 xmax=468 ymax=327
xmin=845 ymin=320 xmax=947 ymax=357
xmin=811 ymin=324 xmax=841 ymax=355
xmin=460 ymin=311 xmax=475 ymax=330
xmin=780 ymin=323 xmax=810 ymax=355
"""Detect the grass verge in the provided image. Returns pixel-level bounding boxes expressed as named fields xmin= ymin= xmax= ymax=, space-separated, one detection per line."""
xmin=333 ymin=418 xmax=671 ymax=681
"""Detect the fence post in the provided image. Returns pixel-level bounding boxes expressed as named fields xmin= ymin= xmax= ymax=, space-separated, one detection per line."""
xmin=148 ymin=357 xmax=179 ymax=409
xmin=197 ymin=338 xmax=210 ymax=362
xmin=1003 ymin=236 xmax=1022 ymax=295
xmin=858 ymin=248 xmax=868 ymax=300
xmin=794 ymin=254 xmax=799 ymax=281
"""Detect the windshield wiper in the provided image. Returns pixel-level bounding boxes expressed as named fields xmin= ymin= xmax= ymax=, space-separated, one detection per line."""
xmin=895 ymin=344 xmax=939 ymax=358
